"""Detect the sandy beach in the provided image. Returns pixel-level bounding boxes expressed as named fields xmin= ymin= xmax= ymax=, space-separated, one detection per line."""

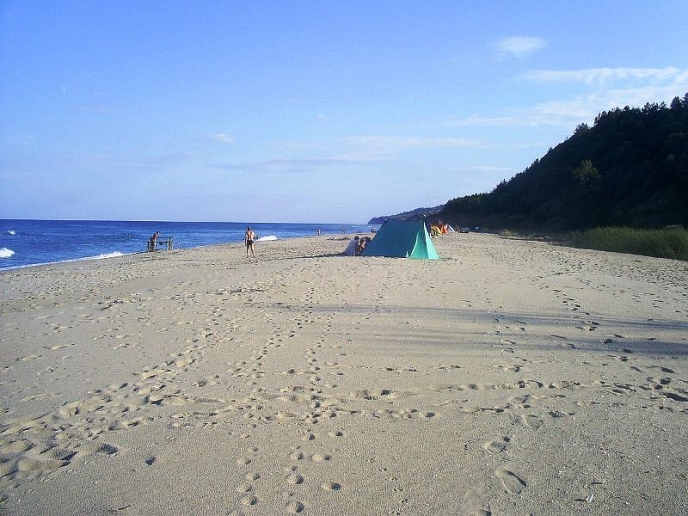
xmin=1 ymin=233 xmax=686 ymax=515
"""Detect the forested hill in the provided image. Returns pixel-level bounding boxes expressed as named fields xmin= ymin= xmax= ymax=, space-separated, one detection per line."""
xmin=438 ymin=94 xmax=688 ymax=231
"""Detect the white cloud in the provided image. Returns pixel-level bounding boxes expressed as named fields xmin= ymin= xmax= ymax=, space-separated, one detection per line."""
xmin=445 ymin=67 xmax=688 ymax=130
xmin=523 ymin=67 xmax=682 ymax=86
xmin=496 ymin=36 xmax=546 ymax=59
xmin=523 ymin=69 xmax=688 ymax=126
xmin=445 ymin=116 xmax=521 ymax=128
xmin=211 ymin=133 xmax=234 ymax=143
xmin=206 ymin=137 xmax=483 ymax=175
xmin=450 ymin=165 xmax=515 ymax=175
xmin=342 ymin=136 xmax=482 ymax=153
xmin=208 ymin=153 xmax=391 ymax=175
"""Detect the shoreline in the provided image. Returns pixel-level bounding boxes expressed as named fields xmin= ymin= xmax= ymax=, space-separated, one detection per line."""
xmin=0 ymin=219 xmax=376 ymax=272
xmin=1 ymin=233 xmax=686 ymax=514
xmin=0 ymin=231 xmax=367 ymax=273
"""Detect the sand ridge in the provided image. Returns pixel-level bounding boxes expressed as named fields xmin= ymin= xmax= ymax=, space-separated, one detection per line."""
xmin=0 ymin=233 xmax=686 ymax=514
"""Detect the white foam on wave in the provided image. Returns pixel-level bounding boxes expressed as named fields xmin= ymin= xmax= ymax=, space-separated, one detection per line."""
xmin=85 ymin=251 xmax=125 ymax=261
xmin=1 ymin=250 xmax=128 ymax=271
xmin=256 ymin=235 xmax=278 ymax=242
xmin=6 ymin=230 xmax=16 ymax=235
xmin=0 ymin=247 xmax=15 ymax=259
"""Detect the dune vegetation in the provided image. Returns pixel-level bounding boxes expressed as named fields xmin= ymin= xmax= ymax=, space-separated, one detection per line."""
xmin=569 ymin=226 xmax=688 ymax=260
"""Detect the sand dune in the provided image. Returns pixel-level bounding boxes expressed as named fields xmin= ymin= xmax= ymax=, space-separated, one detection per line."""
xmin=1 ymin=233 xmax=686 ymax=514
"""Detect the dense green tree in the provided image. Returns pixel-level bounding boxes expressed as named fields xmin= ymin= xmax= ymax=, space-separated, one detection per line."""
xmin=438 ymin=93 xmax=688 ymax=231
xmin=572 ymin=160 xmax=600 ymax=185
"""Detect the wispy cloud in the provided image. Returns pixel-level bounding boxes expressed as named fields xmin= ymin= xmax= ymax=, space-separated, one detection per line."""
xmin=446 ymin=67 xmax=688 ymax=130
xmin=523 ymin=67 xmax=683 ymax=86
xmin=524 ymin=68 xmax=688 ymax=124
xmin=257 ymin=155 xmax=382 ymax=171
xmin=445 ymin=116 xmax=522 ymax=128
xmin=211 ymin=133 xmax=234 ymax=143
xmin=208 ymin=153 xmax=389 ymax=174
xmin=205 ymin=137 xmax=482 ymax=174
xmin=496 ymin=36 xmax=546 ymax=60
xmin=444 ymin=112 xmax=577 ymax=129
xmin=450 ymin=165 xmax=516 ymax=175
xmin=342 ymin=136 xmax=482 ymax=153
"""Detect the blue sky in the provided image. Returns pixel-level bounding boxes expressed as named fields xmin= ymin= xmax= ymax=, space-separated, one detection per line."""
xmin=1 ymin=1 xmax=687 ymax=223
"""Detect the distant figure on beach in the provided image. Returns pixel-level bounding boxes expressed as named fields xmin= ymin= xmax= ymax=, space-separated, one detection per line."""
xmin=356 ymin=236 xmax=371 ymax=255
xmin=245 ymin=227 xmax=257 ymax=258
xmin=343 ymin=236 xmax=359 ymax=256
xmin=149 ymin=231 xmax=160 ymax=252
xmin=342 ymin=235 xmax=359 ymax=256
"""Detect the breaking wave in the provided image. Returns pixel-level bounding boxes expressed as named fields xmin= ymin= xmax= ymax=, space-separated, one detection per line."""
xmin=85 ymin=252 xmax=125 ymax=261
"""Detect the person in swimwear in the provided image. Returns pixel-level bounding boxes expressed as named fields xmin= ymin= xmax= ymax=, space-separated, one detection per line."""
xmin=149 ymin=231 xmax=160 ymax=252
xmin=356 ymin=236 xmax=371 ymax=255
xmin=245 ymin=227 xmax=257 ymax=258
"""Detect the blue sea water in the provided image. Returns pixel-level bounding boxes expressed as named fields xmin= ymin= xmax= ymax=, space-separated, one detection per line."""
xmin=0 ymin=220 xmax=375 ymax=271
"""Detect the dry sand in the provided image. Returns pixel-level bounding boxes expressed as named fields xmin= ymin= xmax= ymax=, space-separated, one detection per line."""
xmin=0 ymin=233 xmax=686 ymax=515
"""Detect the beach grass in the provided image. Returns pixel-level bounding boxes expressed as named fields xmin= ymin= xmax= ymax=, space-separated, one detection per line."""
xmin=571 ymin=226 xmax=688 ymax=260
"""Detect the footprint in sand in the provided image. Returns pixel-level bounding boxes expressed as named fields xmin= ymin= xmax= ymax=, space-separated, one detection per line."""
xmin=79 ymin=442 xmax=119 ymax=457
xmin=18 ymin=354 xmax=42 ymax=362
xmin=662 ymin=391 xmax=688 ymax=402
xmin=522 ymin=414 xmax=544 ymax=430
xmin=508 ymin=395 xmax=530 ymax=408
xmin=48 ymin=344 xmax=71 ymax=350
xmin=236 ymin=483 xmax=252 ymax=493
xmin=286 ymin=473 xmax=304 ymax=485
xmin=321 ymin=481 xmax=342 ymax=492
xmin=240 ymin=495 xmax=258 ymax=506
xmin=481 ymin=436 xmax=510 ymax=455
xmin=495 ymin=468 xmax=527 ymax=494
xmin=286 ymin=500 xmax=305 ymax=513
xmin=463 ymin=488 xmax=491 ymax=516
xmin=13 ymin=455 xmax=70 ymax=478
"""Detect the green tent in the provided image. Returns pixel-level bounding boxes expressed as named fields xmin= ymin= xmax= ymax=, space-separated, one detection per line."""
xmin=361 ymin=221 xmax=439 ymax=259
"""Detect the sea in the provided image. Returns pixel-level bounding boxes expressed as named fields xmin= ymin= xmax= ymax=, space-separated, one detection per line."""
xmin=0 ymin=219 xmax=376 ymax=271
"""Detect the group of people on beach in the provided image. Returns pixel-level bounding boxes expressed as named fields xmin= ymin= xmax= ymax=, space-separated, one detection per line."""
xmin=343 ymin=235 xmax=371 ymax=256
xmin=148 ymin=226 xmax=378 ymax=259
xmin=149 ymin=228 xmax=257 ymax=257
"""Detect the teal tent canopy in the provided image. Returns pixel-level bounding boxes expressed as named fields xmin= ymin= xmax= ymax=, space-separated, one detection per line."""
xmin=361 ymin=221 xmax=439 ymax=259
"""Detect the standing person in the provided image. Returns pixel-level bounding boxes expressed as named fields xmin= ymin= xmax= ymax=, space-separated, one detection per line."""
xmin=149 ymin=231 xmax=160 ymax=252
xmin=244 ymin=227 xmax=257 ymax=258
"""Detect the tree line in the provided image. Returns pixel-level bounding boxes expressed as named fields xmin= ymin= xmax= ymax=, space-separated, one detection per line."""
xmin=439 ymin=93 xmax=688 ymax=231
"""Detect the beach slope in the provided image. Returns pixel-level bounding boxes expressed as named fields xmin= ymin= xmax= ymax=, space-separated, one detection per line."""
xmin=1 ymin=234 xmax=686 ymax=515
